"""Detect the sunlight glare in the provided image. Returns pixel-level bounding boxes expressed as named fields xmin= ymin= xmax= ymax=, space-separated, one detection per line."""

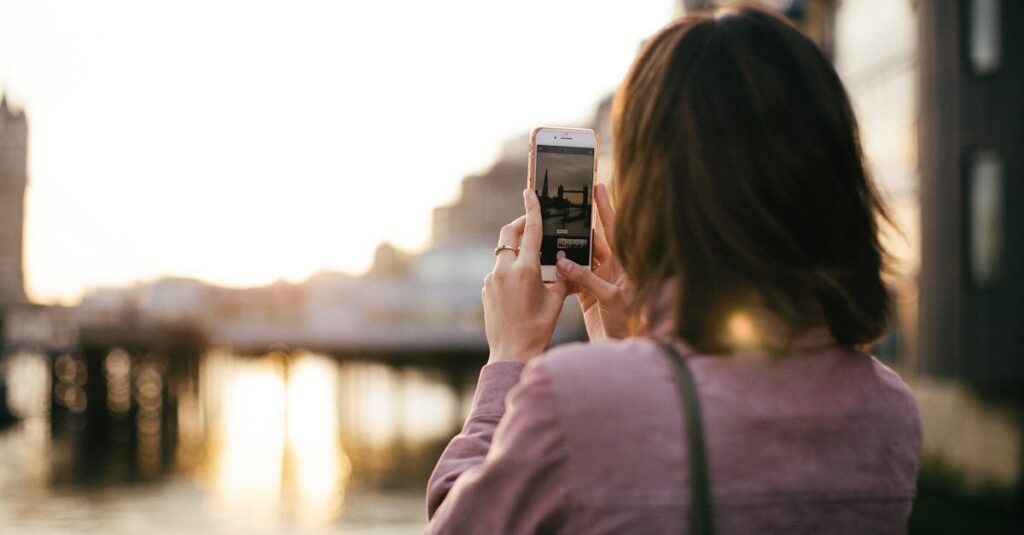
xmin=213 ymin=359 xmax=287 ymax=532
xmin=286 ymin=353 xmax=351 ymax=527
xmin=726 ymin=311 xmax=759 ymax=348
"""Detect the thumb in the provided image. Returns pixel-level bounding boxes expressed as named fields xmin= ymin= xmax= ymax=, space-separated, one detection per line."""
xmin=546 ymin=279 xmax=571 ymax=303
xmin=556 ymin=258 xmax=617 ymax=302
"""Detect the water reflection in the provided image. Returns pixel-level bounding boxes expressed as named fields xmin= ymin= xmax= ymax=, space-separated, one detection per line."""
xmin=53 ymin=354 xmax=87 ymax=413
xmin=104 ymin=349 xmax=131 ymax=415
xmin=209 ymin=352 xmax=289 ymax=530
xmin=0 ymin=348 xmax=472 ymax=533
xmin=286 ymin=353 xmax=350 ymax=527
xmin=4 ymin=351 xmax=50 ymax=418
xmin=137 ymin=360 xmax=165 ymax=476
xmin=204 ymin=351 xmax=354 ymax=531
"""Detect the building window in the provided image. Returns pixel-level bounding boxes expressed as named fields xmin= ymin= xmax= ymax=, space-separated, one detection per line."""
xmin=966 ymin=0 xmax=1001 ymax=74
xmin=965 ymin=149 xmax=1004 ymax=289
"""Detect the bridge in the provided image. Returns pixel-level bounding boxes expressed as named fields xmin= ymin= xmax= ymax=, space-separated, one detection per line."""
xmin=1 ymin=273 xmax=585 ymax=477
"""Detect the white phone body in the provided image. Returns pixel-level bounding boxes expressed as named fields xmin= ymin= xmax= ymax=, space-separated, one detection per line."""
xmin=527 ymin=127 xmax=598 ymax=282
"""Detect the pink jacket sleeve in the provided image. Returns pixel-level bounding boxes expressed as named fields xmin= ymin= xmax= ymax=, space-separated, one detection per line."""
xmin=425 ymin=360 xmax=570 ymax=533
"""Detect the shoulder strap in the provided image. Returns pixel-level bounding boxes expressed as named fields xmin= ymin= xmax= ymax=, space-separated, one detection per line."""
xmin=655 ymin=340 xmax=714 ymax=535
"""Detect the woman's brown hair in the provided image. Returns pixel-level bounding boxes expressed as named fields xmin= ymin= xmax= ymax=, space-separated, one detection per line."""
xmin=612 ymin=5 xmax=893 ymax=353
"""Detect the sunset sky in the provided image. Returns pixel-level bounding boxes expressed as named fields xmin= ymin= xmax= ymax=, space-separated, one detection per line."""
xmin=0 ymin=0 xmax=673 ymax=304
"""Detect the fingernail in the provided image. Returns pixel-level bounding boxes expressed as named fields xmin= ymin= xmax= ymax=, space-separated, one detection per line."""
xmin=557 ymin=258 xmax=574 ymax=272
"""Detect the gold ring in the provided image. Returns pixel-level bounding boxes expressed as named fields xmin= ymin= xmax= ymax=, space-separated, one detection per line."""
xmin=494 ymin=244 xmax=519 ymax=256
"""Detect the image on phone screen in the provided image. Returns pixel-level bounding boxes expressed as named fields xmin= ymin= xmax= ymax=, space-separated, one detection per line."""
xmin=534 ymin=145 xmax=594 ymax=266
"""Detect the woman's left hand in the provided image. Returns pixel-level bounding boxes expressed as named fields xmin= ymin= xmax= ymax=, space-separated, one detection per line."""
xmin=482 ymin=189 xmax=570 ymax=364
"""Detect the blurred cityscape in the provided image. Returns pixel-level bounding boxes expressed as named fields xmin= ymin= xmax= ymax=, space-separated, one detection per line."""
xmin=0 ymin=0 xmax=1021 ymax=534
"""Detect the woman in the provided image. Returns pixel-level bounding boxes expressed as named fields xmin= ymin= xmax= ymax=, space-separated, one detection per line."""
xmin=426 ymin=6 xmax=921 ymax=534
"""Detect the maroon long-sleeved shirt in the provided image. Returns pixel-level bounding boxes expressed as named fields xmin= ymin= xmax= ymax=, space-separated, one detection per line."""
xmin=426 ymin=320 xmax=921 ymax=533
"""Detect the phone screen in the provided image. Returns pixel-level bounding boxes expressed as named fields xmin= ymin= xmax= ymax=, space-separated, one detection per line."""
xmin=534 ymin=144 xmax=595 ymax=266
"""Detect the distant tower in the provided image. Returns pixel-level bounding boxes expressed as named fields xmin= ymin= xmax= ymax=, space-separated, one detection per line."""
xmin=0 ymin=94 xmax=28 ymax=304
xmin=541 ymin=169 xmax=549 ymax=198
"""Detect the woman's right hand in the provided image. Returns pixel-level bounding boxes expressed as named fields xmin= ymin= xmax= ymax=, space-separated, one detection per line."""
xmin=556 ymin=183 xmax=632 ymax=341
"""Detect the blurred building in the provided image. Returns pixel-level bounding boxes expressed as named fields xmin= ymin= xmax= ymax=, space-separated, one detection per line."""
xmin=0 ymin=95 xmax=77 ymax=354
xmin=430 ymin=142 xmax=527 ymax=249
xmin=0 ymin=94 xmax=28 ymax=305
xmin=425 ymin=143 xmax=528 ymax=287
xmin=914 ymin=2 xmax=1023 ymax=518
xmin=137 ymin=277 xmax=212 ymax=323
xmin=680 ymin=0 xmax=837 ymax=56
xmin=77 ymin=286 xmax=138 ymax=326
xmin=919 ymin=0 xmax=1022 ymax=396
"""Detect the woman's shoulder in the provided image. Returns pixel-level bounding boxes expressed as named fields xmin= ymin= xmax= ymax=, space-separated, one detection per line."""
xmin=526 ymin=338 xmax=687 ymax=486
xmin=819 ymin=346 xmax=920 ymax=416
xmin=770 ymin=346 xmax=922 ymax=452
xmin=860 ymin=354 xmax=922 ymax=431
xmin=528 ymin=337 xmax=676 ymax=420
xmin=536 ymin=337 xmax=665 ymax=381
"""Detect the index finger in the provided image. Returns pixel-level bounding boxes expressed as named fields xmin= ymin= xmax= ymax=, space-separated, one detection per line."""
xmin=595 ymin=182 xmax=616 ymax=249
xmin=494 ymin=215 xmax=527 ymax=270
xmin=518 ymin=188 xmax=543 ymax=264
xmin=592 ymin=228 xmax=612 ymax=264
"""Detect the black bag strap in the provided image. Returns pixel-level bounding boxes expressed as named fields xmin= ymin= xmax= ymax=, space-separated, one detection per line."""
xmin=655 ymin=340 xmax=714 ymax=535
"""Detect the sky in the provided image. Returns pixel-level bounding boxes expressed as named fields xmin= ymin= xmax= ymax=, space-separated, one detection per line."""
xmin=0 ymin=0 xmax=675 ymax=304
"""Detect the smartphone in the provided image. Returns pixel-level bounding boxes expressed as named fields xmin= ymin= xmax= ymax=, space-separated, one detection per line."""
xmin=527 ymin=126 xmax=598 ymax=282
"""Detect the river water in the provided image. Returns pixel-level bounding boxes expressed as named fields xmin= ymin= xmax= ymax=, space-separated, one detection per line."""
xmin=0 ymin=350 xmax=476 ymax=534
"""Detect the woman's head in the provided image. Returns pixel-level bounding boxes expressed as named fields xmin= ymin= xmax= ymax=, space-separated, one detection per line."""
xmin=612 ymin=5 xmax=892 ymax=352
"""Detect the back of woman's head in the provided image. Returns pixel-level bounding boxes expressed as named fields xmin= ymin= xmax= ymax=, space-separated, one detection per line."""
xmin=612 ymin=5 xmax=892 ymax=353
